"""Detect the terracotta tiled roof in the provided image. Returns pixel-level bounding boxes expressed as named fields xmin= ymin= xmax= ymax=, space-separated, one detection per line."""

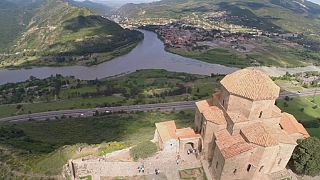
xmin=212 ymin=91 xmax=222 ymax=102
xmin=272 ymin=105 xmax=282 ymax=118
xmin=280 ymin=113 xmax=310 ymax=138
xmin=195 ymin=99 xmax=213 ymax=113
xmin=241 ymin=123 xmax=296 ymax=147
xmin=155 ymin=121 xmax=177 ymax=142
xmin=228 ymin=112 xmax=248 ymax=123
xmin=220 ymin=69 xmax=280 ymax=100
xmin=215 ymin=129 xmax=256 ymax=159
xmin=176 ymin=128 xmax=201 ymax=139
xmin=156 ymin=121 xmax=201 ymax=142
xmin=241 ymin=123 xmax=278 ymax=147
xmin=202 ymin=106 xmax=227 ymax=125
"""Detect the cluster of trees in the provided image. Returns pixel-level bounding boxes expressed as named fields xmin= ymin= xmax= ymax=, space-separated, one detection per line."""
xmin=290 ymin=137 xmax=320 ymax=176
xmin=0 ymin=75 xmax=70 ymax=104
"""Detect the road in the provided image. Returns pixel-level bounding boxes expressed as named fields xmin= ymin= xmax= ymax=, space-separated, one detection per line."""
xmin=0 ymin=89 xmax=319 ymax=122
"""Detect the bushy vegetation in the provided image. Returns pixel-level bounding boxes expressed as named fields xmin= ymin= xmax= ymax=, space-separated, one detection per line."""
xmin=0 ymin=110 xmax=194 ymax=178
xmin=0 ymin=0 xmax=42 ymax=51
xmin=290 ymin=137 xmax=320 ymax=176
xmin=0 ymin=0 xmax=143 ymax=67
xmin=0 ymin=70 xmax=220 ymax=118
xmin=130 ymin=141 xmax=158 ymax=161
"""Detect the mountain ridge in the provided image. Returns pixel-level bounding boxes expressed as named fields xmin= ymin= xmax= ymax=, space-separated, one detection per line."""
xmin=0 ymin=0 xmax=143 ymax=67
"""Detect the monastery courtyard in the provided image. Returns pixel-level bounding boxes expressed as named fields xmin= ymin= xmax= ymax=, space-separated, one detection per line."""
xmin=69 ymin=147 xmax=206 ymax=180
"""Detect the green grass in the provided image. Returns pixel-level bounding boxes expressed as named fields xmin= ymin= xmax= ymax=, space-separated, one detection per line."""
xmin=30 ymin=142 xmax=127 ymax=175
xmin=168 ymin=48 xmax=249 ymax=68
xmin=0 ymin=70 xmax=219 ymax=118
xmin=130 ymin=141 xmax=158 ymax=161
xmin=0 ymin=110 xmax=195 ymax=177
xmin=80 ymin=175 xmax=93 ymax=180
xmin=0 ymin=96 xmax=125 ymax=118
xmin=277 ymin=95 xmax=320 ymax=137
xmin=167 ymin=40 xmax=317 ymax=68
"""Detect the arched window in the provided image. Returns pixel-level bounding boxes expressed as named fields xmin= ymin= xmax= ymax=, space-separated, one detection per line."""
xmin=259 ymin=111 xmax=263 ymax=118
xmin=216 ymin=162 xmax=219 ymax=169
xmin=247 ymin=164 xmax=252 ymax=172
xmin=259 ymin=166 xmax=264 ymax=172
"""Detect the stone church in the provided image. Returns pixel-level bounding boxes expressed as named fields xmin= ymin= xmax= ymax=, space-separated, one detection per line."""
xmin=194 ymin=69 xmax=309 ymax=180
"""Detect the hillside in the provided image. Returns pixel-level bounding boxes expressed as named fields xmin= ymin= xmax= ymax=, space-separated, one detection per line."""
xmin=0 ymin=0 xmax=143 ymax=67
xmin=67 ymin=0 xmax=112 ymax=15
xmin=0 ymin=0 xmax=43 ymax=51
xmin=115 ymin=0 xmax=320 ymax=67
xmin=117 ymin=0 xmax=320 ymax=34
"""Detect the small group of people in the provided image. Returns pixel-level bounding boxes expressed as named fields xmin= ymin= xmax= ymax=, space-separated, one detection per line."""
xmin=138 ymin=164 xmax=145 ymax=173
xmin=187 ymin=148 xmax=197 ymax=155
xmin=155 ymin=168 xmax=160 ymax=175
xmin=187 ymin=148 xmax=199 ymax=158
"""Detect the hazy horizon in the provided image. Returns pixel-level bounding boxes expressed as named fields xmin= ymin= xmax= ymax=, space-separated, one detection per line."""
xmin=76 ymin=0 xmax=320 ymax=6
xmin=75 ymin=0 xmax=159 ymax=7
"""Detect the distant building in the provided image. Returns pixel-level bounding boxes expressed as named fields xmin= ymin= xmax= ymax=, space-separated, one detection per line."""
xmin=154 ymin=120 xmax=201 ymax=153
xmin=195 ymin=69 xmax=309 ymax=180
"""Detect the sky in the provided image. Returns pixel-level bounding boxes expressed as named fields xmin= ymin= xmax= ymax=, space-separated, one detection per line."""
xmin=310 ymin=0 xmax=320 ymax=5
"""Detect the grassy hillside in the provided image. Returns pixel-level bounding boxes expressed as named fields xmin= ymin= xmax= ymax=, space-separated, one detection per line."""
xmin=118 ymin=0 xmax=320 ymax=34
xmin=0 ymin=0 xmax=143 ymax=67
xmin=0 ymin=110 xmax=194 ymax=178
xmin=0 ymin=0 xmax=42 ymax=51
xmin=116 ymin=0 xmax=320 ymax=67
xmin=67 ymin=0 xmax=112 ymax=15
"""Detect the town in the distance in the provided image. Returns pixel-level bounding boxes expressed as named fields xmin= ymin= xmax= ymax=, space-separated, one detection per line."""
xmin=0 ymin=0 xmax=319 ymax=180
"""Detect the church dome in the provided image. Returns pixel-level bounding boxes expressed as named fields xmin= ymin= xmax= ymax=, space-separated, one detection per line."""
xmin=220 ymin=69 xmax=280 ymax=100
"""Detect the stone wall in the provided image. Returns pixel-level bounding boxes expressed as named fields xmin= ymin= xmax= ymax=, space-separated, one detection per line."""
xmin=163 ymin=139 xmax=179 ymax=152
xmin=221 ymin=150 xmax=255 ymax=180
xmin=249 ymin=99 xmax=276 ymax=120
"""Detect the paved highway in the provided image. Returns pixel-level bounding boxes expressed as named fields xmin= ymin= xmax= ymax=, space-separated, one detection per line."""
xmin=0 ymin=89 xmax=319 ymax=122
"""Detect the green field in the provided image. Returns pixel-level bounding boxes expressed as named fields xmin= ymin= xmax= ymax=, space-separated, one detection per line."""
xmin=277 ymin=95 xmax=320 ymax=137
xmin=0 ymin=110 xmax=195 ymax=178
xmin=168 ymin=48 xmax=249 ymax=67
xmin=167 ymin=40 xmax=317 ymax=68
xmin=0 ymin=70 xmax=220 ymax=118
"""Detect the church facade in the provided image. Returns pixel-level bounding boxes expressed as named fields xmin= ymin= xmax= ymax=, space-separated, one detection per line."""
xmin=194 ymin=69 xmax=309 ymax=180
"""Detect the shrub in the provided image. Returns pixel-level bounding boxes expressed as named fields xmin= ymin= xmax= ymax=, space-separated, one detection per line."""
xmin=285 ymin=96 xmax=290 ymax=101
xmin=302 ymin=121 xmax=320 ymax=128
xmin=130 ymin=141 xmax=158 ymax=161
xmin=290 ymin=137 xmax=320 ymax=176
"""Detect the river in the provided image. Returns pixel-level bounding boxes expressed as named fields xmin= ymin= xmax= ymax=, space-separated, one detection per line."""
xmin=0 ymin=30 xmax=238 ymax=85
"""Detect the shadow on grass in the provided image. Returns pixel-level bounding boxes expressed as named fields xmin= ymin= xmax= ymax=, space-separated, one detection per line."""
xmin=277 ymin=91 xmax=320 ymax=138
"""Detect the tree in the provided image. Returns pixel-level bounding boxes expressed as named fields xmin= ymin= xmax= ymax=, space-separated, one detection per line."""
xmin=16 ymin=104 xmax=23 ymax=110
xmin=290 ymin=137 xmax=320 ymax=176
